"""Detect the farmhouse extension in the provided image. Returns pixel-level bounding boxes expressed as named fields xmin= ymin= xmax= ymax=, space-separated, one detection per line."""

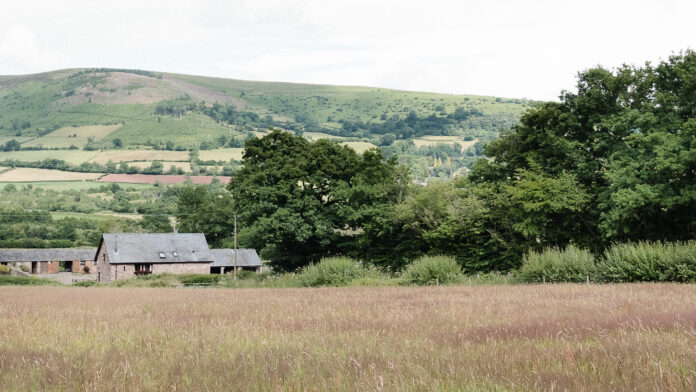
xmin=0 ymin=233 xmax=262 ymax=283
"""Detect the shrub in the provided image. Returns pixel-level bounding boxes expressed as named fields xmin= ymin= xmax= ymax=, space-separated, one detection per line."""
xmin=178 ymin=274 xmax=221 ymax=285
xmin=517 ymin=245 xmax=595 ymax=283
xmin=0 ymin=275 xmax=57 ymax=286
xmin=20 ymin=265 xmax=29 ymax=273
xmin=596 ymin=241 xmax=696 ymax=282
xmin=73 ymin=280 xmax=96 ymax=287
xmin=402 ymin=255 xmax=461 ymax=285
xmin=298 ymin=257 xmax=367 ymax=287
xmin=0 ymin=265 xmax=9 ymax=275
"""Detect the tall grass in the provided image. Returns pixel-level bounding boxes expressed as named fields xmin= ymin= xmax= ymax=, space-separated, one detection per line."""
xmin=597 ymin=241 xmax=696 ymax=282
xmin=517 ymin=245 xmax=596 ymax=283
xmin=2 ymin=284 xmax=695 ymax=391
xmin=297 ymin=257 xmax=381 ymax=287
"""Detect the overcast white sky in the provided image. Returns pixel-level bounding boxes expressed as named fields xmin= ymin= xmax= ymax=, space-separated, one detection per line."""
xmin=0 ymin=0 xmax=694 ymax=100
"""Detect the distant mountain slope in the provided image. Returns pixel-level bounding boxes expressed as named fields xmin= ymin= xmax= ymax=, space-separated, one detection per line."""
xmin=0 ymin=68 xmax=532 ymax=180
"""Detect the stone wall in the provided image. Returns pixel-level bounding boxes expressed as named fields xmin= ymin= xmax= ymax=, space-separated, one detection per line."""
xmin=95 ymin=244 xmax=110 ymax=282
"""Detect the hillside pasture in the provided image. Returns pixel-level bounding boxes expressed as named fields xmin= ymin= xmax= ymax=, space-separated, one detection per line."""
xmin=88 ymin=150 xmax=190 ymax=164
xmin=1 ymin=284 xmax=695 ymax=391
xmin=342 ymin=141 xmax=378 ymax=153
xmin=0 ymin=150 xmax=99 ymax=165
xmin=413 ymin=135 xmax=478 ymax=149
xmin=0 ymin=168 xmax=102 ymax=182
xmin=99 ymin=174 xmax=230 ymax=184
xmin=303 ymin=131 xmax=346 ymax=140
xmin=22 ymin=124 xmax=121 ymax=148
xmin=198 ymin=148 xmax=244 ymax=162
xmin=0 ymin=181 xmax=152 ymax=191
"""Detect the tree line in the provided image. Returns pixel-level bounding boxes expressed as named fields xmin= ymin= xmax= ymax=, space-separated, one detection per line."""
xmin=176 ymin=50 xmax=696 ymax=273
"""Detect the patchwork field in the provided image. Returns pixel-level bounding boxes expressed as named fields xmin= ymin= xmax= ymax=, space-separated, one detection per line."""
xmin=0 ymin=181 xmax=152 ymax=191
xmin=0 ymin=150 xmax=99 ymax=165
xmin=342 ymin=141 xmax=378 ymax=153
xmin=1 ymin=284 xmax=694 ymax=391
xmin=88 ymin=150 xmax=190 ymax=164
xmin=413 ymin=135 xmax=479 ymax=149
xmin=0 ymin=168 xmax=103 ymax=182
xmin=198 ymin=148 xmax=245 ymax=162
xmin=22 ymin=124 xmax=121 ymax=148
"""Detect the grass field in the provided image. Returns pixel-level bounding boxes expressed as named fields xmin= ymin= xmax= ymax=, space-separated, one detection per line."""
xmin=89 ymin=150 xmax=190 ymax=164
xmin=22 ymin=124 xmax=121 ymax=148
xmin=413 ymin=135 xmax=479 ymax=149
xmin=304 ymin=131 xmax=346 ymax=140
xmin=50 ymin=211 xmax=142 ymax=221
xmin=342 ymin=141 xmax=378 ymax=153
xmin=0 ymin=168 xmax=103 ymax=181
xmin=0 ymin=150 xmax=99 ymax=165
xmin=198 ymin=148 xmax=244 ymax=161
xmin=1 ymin=284 xmax=694 ymax=391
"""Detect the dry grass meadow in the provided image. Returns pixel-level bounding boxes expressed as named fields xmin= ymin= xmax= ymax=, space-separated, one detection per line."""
xmin=1 ymin=284 xmax=695 ymax=391
xmin=0 ymin=168 xmax=103 ymax=182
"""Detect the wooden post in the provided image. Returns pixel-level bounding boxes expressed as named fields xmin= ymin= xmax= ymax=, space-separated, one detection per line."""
xmin=436 ymin=278 xmax=439 ymax=286
xmin=542 ymin=276 xmax=546 ymax=284
xmin=233 ymin=214 xmax=237 ymax=280
xmin=586 ymin=275 xmax=590 ymax=285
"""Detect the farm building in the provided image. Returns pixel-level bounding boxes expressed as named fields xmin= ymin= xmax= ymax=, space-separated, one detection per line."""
xmin=95 ymin=233 xmax=214 ymax=283
xmin=210 ymin=249 xmax=263 ymax=274
xmin=0 ymin=248 xmax=97 ymax=274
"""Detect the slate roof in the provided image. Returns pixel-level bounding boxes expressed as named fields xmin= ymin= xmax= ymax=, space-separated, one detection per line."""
xmin=100 ymin=233 xmax=213 ymax=264
xmin=210 ymin=249 xmax=263 ymax=267
xmin=0 ymin=248 xmax=97 ymax=262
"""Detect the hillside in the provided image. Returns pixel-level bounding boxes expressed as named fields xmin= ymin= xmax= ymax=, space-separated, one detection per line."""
xmin=0 ymin=68 xmax=531 ymax=181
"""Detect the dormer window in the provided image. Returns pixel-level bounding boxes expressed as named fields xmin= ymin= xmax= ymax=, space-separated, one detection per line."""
xmin=172 ymin=251 xmax=178 ymax=257
xmin=158 ymin=252 xmax=166 ymax=259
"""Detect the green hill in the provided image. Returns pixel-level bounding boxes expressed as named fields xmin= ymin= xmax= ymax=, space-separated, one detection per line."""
xmin=0 ymin=68 xmax=531 ymax=180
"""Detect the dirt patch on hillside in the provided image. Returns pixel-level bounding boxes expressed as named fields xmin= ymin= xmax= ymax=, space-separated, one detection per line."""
xmin=162 ymin=76 xmax=248 ymax=108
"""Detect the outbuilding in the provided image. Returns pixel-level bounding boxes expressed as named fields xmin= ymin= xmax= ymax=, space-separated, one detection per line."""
xmin=95 ymin=233 xmax=213 ymax=283
xmin=209 ymin=249 xmax=263 ymax=274
xmin=0 ymin=248 xmax=97 ymax=274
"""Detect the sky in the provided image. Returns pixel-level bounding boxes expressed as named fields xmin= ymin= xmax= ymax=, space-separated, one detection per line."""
xmin=0 ymin=0 xmax=694 ymax=101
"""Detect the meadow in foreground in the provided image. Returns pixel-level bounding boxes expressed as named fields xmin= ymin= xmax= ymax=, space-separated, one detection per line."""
xmin=0 ymin=284 xmax=695 ymax=391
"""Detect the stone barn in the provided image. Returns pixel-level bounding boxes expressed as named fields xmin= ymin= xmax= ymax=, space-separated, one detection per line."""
xmin=0 ymin=248 xmax=97 ymax=274
xmin=209 ymin=249 xmax=263 ymax=274
xmin=95 ymin=233 xmax=213 ymax=283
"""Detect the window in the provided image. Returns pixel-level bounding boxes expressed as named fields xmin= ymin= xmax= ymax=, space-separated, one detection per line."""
xmin=135 ymin=264 xmax=152 ymax=275
xmin=158 ymin=252 xmax=166 ymax=259
xmin=172 ymin=251 xmax=178 ymax=257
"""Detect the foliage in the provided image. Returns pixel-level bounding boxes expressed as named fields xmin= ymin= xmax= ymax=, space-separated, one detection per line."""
xmin=0 ymin=265 xmax=9 ymax=274
xmin=0 ymin=275 xmax=59 ymax=286
xmin=517 ymin=245 xmax=596 ymax=283
xmin=220 ymin=130 xmax=408 ymax=271
xmin=177 ymin=274 xmax=221 ymax=285
xmin=402 ymin=255 xmax=461 ymax=285
xmin=73 ymin=280 xmax=97 ymax=287
xmin=297 ymin=257 xmax=371 ymax=287
xmin=596 ymin=241 xmax=696 ymax=283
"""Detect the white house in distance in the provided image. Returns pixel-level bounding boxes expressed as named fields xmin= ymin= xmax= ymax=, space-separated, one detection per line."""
xmin=94 ymin=233 xmax=263 ymax=283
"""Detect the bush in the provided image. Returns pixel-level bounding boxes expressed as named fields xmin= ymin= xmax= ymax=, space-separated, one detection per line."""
xmin=298 ymin=257 xmax=367 ymax=287
xmin=20 ymin=265 xmax=29 ymax=273
xmin=73 ymin=280 xmax=96 ymax=287
xmin=596 ymin=241 xmax=696 ymax=282
xmin=517 ymin=245 xmax=595 ymax=283
xmin=0 ymin=265 xmax=8 ymax=275
xmin=0 ymin=275 xmax=57 ymax=286
xmin=402 ymin=255 xmax=461 ymax=285
xmin=178 ymin=274 xmax=221 ymax=285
